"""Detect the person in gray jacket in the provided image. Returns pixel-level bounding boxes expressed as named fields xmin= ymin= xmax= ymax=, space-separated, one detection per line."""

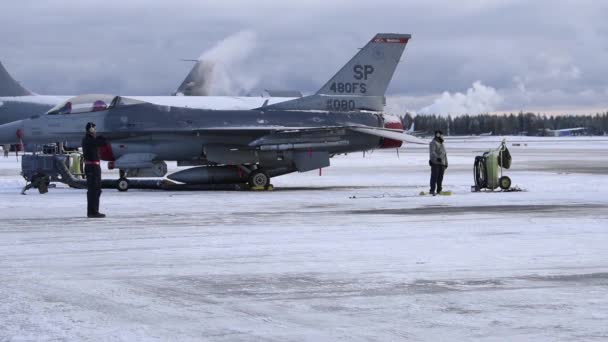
xmin=429 ymin=129 xmax=448 ymax=195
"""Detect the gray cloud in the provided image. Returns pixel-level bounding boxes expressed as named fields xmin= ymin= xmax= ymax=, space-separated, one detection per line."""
xmin=1 ymin=0 xmax=607 ymax=114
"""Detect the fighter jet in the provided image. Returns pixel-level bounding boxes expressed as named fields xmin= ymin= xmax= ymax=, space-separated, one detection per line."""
xmin=0 ymin=33 xmax=422 ymax=190
xmin=174 ymin=59 xmax=303 ymax=98
xmin=0 ymin=62 xmax=71 ymax=125
xmin=0 ymin=48 xmax=296 ymax=126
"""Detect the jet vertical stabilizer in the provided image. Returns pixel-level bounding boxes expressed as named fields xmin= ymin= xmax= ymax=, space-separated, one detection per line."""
xmin=316 ymin=33 xmax=410 ymax=97
xmin=174 ymin=60 xmax=215 ymax=96
xmin=262 ymin=33 xmax=410 ymax=112
xmin=0 ymin=62 xmax=33 ymax=96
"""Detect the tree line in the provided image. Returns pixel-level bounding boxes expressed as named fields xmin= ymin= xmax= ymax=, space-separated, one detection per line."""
xmin=401 ymin=112 xmax=608 ymax=136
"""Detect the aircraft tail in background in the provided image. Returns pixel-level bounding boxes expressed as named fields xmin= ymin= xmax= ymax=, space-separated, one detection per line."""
xmin=0 ymin=62 xmax=33 ymax=97
xmin=174 ymin=60 xmax=213 ymax=96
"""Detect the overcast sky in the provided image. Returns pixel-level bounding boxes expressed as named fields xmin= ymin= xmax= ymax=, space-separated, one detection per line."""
xmin=1 ymin=0 xmax=607 ymax=114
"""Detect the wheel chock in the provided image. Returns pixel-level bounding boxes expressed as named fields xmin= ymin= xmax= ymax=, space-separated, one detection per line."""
xmin=250 ymin=184 xmax=274 ymax=191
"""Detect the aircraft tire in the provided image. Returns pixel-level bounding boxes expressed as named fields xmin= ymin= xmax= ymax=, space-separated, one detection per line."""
xmin=117 ymin=177 xmax=129 ymax=192
xmin=248 ymin=169 xmax=270 ymax=188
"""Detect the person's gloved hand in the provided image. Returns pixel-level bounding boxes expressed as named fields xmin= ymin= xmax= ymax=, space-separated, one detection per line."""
xmin=429 ymin=160 xmax=433 ymax=167
xmin=437 ymin=158 xmax=442 ymax=163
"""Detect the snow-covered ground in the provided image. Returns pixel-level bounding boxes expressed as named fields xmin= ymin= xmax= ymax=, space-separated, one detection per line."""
xmin=1 ymin=136 xmax=607 ymax=341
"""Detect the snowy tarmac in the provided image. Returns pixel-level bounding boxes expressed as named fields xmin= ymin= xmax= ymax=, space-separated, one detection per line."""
xmin=1 ymin=137 xmax=608 ymax=341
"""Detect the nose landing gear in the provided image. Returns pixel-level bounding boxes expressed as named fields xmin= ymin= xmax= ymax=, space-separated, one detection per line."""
xmin=117 ymin=169 xmax=129 ymax=192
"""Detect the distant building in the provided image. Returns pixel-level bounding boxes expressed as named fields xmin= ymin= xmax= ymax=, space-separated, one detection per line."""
xmin=542 ymin=127 xmax=587 ymax=137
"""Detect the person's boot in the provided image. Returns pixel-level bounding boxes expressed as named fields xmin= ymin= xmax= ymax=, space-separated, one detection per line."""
xmin=87 ymin=213 xmax=106 ymax=218
xmin=429 ymin=190 xmax=436 ymax=196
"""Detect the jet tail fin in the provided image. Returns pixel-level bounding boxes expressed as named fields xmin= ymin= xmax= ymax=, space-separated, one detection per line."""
xmin=407 ymin=122 xmax=415 ymax=133
xmin=174 ymin=60 xmax=214 ymax=96
xmin=262 ymin=33 xmax=411 ymax=112
xmin=315 ymin=33 xmax=411 ymax=97
xmin=0 ymin=62 xmax=33 ymax=96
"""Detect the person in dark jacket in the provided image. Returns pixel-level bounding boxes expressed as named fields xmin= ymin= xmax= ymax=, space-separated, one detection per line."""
xmin=429 ymin=129 xmax=448 ymax=195
xmin=82 ymin=122 xmax=107 ymax=218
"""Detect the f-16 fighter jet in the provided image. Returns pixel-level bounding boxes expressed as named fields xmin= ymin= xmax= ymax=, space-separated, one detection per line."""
xmin=0 ymin=41 xmax=289 ymax=126
xmin=0 ymin=61 xmax=71 ymax=125
xmin=0 ymin=58 xmax=222 ymax=126
xmin=0 ymin=33 xmax=424 ymax=189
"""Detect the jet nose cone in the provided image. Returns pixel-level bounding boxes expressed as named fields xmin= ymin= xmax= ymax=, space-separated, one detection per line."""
xmin=0 ymin=120 xmax=24 ymax=145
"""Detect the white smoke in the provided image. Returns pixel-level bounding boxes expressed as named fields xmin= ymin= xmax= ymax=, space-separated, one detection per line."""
xmin=194 ymin=30 xmax=259 ymax=96
xmin=419 ymin=81 xmax=503 ymax=115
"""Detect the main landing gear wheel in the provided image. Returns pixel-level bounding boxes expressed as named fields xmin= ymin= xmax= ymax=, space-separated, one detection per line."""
xmin=248 ymin=170 xmax=270 ymax=188
xmin=499 ymin=176 xmax=511 ymax=190
xmin=117 ymin=177 xmax=130 ymax=192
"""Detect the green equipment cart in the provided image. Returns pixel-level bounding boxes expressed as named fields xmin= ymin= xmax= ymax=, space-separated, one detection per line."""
xmin=472 ymin=139 xmax=513 ymax=191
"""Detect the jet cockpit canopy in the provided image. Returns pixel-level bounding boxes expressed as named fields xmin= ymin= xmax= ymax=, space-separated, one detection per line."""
xmin=46 ymin=94 xmax=146 ymax=115
xmin=47 ymin=94 xmax=116 ymax=115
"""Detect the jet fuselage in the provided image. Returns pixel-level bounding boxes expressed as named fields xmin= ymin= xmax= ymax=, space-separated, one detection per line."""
xmin=7 ymin=101 xmax=385 ymax=161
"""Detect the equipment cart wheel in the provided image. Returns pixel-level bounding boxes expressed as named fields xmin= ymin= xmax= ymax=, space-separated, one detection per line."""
xmin=249 ymin=169 xmax=270 ymax=188
xmin=499 ymin=176 xmax=511 ymax=190
xmin=117 ymin=177 xmax=130 ymax=192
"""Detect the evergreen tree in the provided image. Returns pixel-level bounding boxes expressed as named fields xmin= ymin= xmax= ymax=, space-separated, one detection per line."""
xmin=409 ymin=111 xmax=607 ymax=136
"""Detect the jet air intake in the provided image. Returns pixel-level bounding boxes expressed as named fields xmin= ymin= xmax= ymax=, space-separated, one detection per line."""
xmin=0 ymin=120 xmax=23 ymax=144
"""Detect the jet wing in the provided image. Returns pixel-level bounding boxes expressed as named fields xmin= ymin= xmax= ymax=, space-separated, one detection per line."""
xmin=246 ymin=126 xmax=349 ymax=147
xmin=188 ymin=125 xmax=428 ymax=146
xmin=349 ymin=126 xmax=429 ymax=144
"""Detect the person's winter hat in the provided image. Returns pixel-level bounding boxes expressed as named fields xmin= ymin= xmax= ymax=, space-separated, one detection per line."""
xmin=85 ymin=122 xmax=96 ymax=132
